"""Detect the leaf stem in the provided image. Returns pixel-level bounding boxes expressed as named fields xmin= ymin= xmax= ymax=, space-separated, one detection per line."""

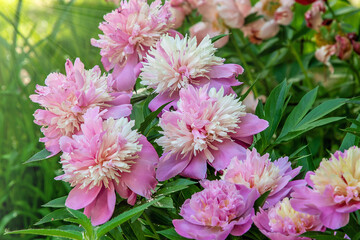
xmin=230 ymin=33 xmax=259 ymax=97
xmin=289 ymin=43 xmax=313 ymax=89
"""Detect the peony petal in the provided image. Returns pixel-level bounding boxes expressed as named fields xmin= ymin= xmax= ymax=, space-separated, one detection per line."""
xmin=84 ymin=183 xmax=116 ymax=226
xmin=156 ymin=152 xmax=192 ymax=181
xmin=231 ymin=113 xmax=269 ymax=138
xmin=180 ymin=152 xmax=207 ymax=179
xmin=121 ymin=136 xmax=158 ymax=198
xmin=65 ymin=185 xmax=102 ymax=210
xmin=148 ymin=92 xmax=179 ymax=112
xmin=209 ymin=64 xmax=244 ymax=79
xmin=112 ymin=53 xmax=139 ymax=91
xmin=210 ymin=140 xmax=247 ymax=171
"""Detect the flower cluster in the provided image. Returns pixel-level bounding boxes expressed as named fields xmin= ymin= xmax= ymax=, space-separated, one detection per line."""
xmin=91 ymin=0 xmax=175 ymax=91
xmin=30 ymin=58 xmax=132 ymax=156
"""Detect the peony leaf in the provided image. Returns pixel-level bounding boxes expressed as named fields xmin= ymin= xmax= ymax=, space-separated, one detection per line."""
xmin=96 ymin=196 xmax=164 ymax=238
xmin=42 ymin=196 xmax=66 ymax=208
xmin=4 ymin=228 xmax=82 ymax=240
xmin=157 ymin=228 xmax=188 ymax=240
xmin=210 ymin=34 xmax=228 ymax=44
xmin=35 ymin=209 xmax=72 ymax=225
xmin=24 ymin=149 xmax=52 ymax=164
xmin=138 ymin=101 xmax=172 ymax=135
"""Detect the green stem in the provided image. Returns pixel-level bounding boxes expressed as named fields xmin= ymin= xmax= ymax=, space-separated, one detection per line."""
xmin=324 ymin=0 xmax=338 ymax=21
xmin=289 ymin=43 xmax=313 ymax=89
xmin=230 ymin=34 xmax=259 ymax=97
xmin=143 ymin=212 xmax=161 ymax=240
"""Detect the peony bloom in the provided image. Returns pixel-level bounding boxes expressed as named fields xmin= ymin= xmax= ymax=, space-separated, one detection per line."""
xmin=291 ymin=146 xmax=360 ymax=229
xmin=30 ymin=58 xmax=132 ymax=156
xmin=91 ymin=0 xmax=175 ymax=91
xmin=305 ymin=0 xmax=326 ymax=31
xmin=155 ymin=84 xmax=268 ymax=181
xmin=315 ymin=44 xmax=337 ymax=73
xmin=140 ymin=34 xmax=243 ymax=111
xmin=173 ymin=180 xmax=259 ymax=240
xmin=170 ymin=0 xmax=194 ymax=28
xmin=222 ymin=148 xmax=304 ymax=208
xmin=241 ymin=87 xmax=266 ymax=113
xmin=242 ymin=19 xmax=280 ymax=44
xmin=253 ymin=198 xmax=325 ymax=240
xmin=57 ymin=107 xmax=158 ymax=226
xmin=190 ymin=0 xmax=252 ymax=48
xmin=335 ymin=35 xmax=353 ymax=60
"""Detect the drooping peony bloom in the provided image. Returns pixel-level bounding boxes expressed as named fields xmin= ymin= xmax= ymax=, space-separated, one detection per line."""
xmin=253 ymin=198 xmax=325 ymax=240
xmin=190 ymin=0 xmax=252 ymax=48
xmin=140 ymin=34 xmax=244 ymax=111
xmin=315 ymin=44 xmax=337 ymax=73
xmin=91 ymin=0 xmax=175 ymax=91
xmin=305 ymin=0 xmax=326 ymax=31
xmin=173 ymin=180 xmax=260 ymax=240
xmin=57 ymin=107 xmax=158 ymax=226
xmin=291 ymin=146 xmax=360 ymax=229
xmin=295 ymin=0 xmax=317 ymax=5
xmin=30 ymin=58 xmax=132 ymax=156
xmin=155 ymin=84 xmax=268 ymax=181
xmin=222 ymin=148 xmax=304 ymax=208
xmin=335 ymin=35 xmax=353 ymax=60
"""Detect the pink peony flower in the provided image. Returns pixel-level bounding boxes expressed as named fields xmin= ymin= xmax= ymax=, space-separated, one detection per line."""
xmin=253 ymin=198 xmax=325 ymax=240
xmin=170 ymin=0 xmax=194 ymax=28
xmin=241 ymin=87 xmax=266 ymax=113
xmin=173 ymin=180 xmax=260 ymax=240
xmin=315 ymin=44 xmax=337 ymax=73
xmin=91 ymin=0 xmax=175 ymax=91
xmin=190 ymin=22 xmax=230 ymax=48
xmin=222 ymin=148 xmax=304 ymax=208
xmin=57 ymin=107 xmax=159 ymax=226
xmin=30 ymin=58 xmax=132 ymax=156
xmin=155 ymin=84 xmax=268 ymax=181
xmin=291 ymin=146 xmax=360 ymax=229
xmin=140 ymin=34 xmax=243 ymax=111
xmin=305 ymin=0 xmax=326 ymax=31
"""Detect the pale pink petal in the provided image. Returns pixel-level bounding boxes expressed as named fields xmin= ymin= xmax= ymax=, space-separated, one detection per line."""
xmin=65 ymin=185 xmax=102 ymax=210
xmin=180 ymin=152 xmax=207 ymax=179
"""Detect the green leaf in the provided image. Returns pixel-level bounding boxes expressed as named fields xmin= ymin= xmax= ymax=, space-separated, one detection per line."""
xmin=153 ymin=197 xmax=174 ymax=209
xmin=210 ymin=34 xmax=228 ymax=44
xmin=67 ymin=208 xmax=94 ymax=238
xmin=239 ymin=77 xmax=260 ymax=101
xmin=96 ymin=196 xmax=164 ymax=238
xmin=244 ymin=12 xmax=263 ymax=25
xmin=297 ymin=98 xmax=347 ymax=127
xmin=138 ymin=101 xmax=172 ymax=134
xmin=157 ymin=228 xmax=188 ymax=240
xmin=157 ymin=179 xmax=197 ymax=196
xmin=35 ymin=209 xmax=72 ymax=225
xmin=292 ymin=25 xmax=311 ymax=41
xmin=262 ymin=80 xmax=290 ymax=144
xmin=254 ymin=190 xmax=271 ymax=212
xmin=300 ymin=231 xmax=346 ymax=240
xmin=42 ymin=196 xmax=66 ymax=208
xmin=278 ymin=87 xmax=318 ymax=139
xmin=24 ymin=149 xmax=52 ymax=164
xmin=340 ymin=114 xmax=360 ymax=151
xmin=4 ymin=229 xmax=82 ymax=240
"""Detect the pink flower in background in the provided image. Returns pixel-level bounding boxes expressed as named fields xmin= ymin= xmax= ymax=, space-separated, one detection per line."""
xmin=140 ymin=34 xmax=243 ymax=111
xmin=91 ymin=0 xmax=175 ymax=91
xmin=305 ymin=0 xmax=326 ymax=31
xmin=170 ymin=0 xmax=194 ymax=28
xmin=30 ymin=58 xmax=132 ymax=156
xmin=173 ymin=180 xmax=259 ymax=240
xmin=291 ymin=146 xmax=360 ymax=229
xmin=241 ymin=87 xmax=266 ymax=113
xmin=57 ymin=107 xmax=158 ymax=226
xmin=155 ymin=85 xmax=268 ymax=181
xmin=315 ymin=44 xmax=337 ymax=73
xmin=190 ymin=0 xmax=252 ymax=48
xmin=222 ymin=148 xmax=303 ymax=208
xmin=253 ymin=198 xmax=325 ymax=240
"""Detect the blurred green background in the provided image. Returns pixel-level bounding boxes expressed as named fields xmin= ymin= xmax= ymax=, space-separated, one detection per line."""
xmin=1 ymin=0 xmax=360 ymax=239
xmin=0 ymin=0 xmax=116 ymax=238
